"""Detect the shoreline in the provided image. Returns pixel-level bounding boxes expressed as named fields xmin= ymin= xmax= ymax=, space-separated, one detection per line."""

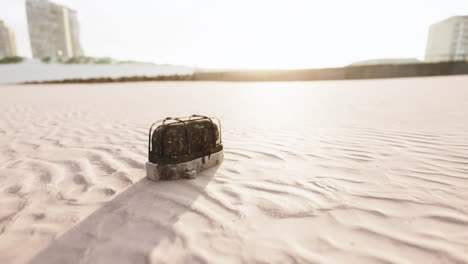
xmin=20 ymin=61 xmax=468 ymax=84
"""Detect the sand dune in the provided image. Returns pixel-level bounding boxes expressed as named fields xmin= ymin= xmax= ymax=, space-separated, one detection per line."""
xmin=0 ymin=76 xmax=468 ymax=263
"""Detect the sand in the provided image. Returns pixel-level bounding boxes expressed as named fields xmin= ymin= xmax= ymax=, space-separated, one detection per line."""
xmin=1 ymin=76 xmax=468 ymax=263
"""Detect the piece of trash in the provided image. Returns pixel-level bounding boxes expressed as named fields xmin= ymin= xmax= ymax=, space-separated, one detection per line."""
xmin=146 ymin=115 xmax=223 ymax=181
xmin=184 ymin=169 xmax=197 ymax=179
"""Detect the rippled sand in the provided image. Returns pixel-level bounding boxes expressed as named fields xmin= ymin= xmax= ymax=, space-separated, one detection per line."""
xmin=1 ymin=76 xmax=468 ymax=263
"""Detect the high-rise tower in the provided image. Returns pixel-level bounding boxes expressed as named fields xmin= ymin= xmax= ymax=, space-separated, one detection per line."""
xmin=0 ymin=20 xmax=16 ymax=58
xmin=425 ymin=16 xmax=468 ymax=62
xmin=26 ymin=0 xmax=83 ymax=59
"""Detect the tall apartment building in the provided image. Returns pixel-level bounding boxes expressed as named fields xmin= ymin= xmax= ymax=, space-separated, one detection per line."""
xmin=0 ymin=20 xmax=16 ymax=58
xmin=425 ymin=16 xmax=468 ymax=62
xmin=26 ymin=0 xmax=83 ymax=59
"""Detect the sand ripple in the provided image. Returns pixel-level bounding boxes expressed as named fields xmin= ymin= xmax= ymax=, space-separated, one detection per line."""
xmin=0 ymin=77 xmax=467 ymax=263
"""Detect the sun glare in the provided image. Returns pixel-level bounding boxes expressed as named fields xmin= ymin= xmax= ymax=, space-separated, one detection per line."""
xmin=2 ymin=0 xmax=468 ymax=68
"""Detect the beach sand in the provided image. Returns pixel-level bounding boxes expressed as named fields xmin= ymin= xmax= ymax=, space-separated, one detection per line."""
xmin=1 ymin=76 xmax=468 ymax=263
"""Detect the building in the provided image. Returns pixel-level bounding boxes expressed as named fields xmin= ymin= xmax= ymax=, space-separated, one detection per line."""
xmin=425 ymin=16 xmax=468 ymax=62
xmin=0 ymin=20 xmax=16 ymax=58
xmin=26 ymin=0 xmax=83 ymax=59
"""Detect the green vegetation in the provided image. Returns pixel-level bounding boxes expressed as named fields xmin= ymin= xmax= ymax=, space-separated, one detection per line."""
xmin=117 ymin=60 xmax=154 ymax=65
xmin=45 ymin=56 xmax=153 ymax=65
xmin=41 ymin=56 xmax=51 ymax=63
xmin=43 ymin=56 xmax=113 ymax=64
xmin=0 ymin=56 xmax=24 ymax=64
xmin=93 ymin=57 xmax=112 ymax=64
xmin=38 ymin=56 xmax=154 ymax=65
xmin=64 ymin=56 xmax=93 ymax=64
xmin=0 ymin=56 xmax=153 ymax=65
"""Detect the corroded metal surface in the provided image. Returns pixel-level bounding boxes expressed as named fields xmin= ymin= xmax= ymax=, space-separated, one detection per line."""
xmin=149 ymin=116 xmax=223 ymax=165
xmin=147 ymin=115 xmax=223 ymax=180
xmin=146 ymin=150 xmax=223 ymax=181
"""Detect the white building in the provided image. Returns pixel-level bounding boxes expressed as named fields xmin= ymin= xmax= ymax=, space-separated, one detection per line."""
xmin=0 ymin=20 xmax=16 ymax=58
xmin=425 ymin=16 xmax=468 ymax=62
xmin=26 ymin=0 xmax=83 ymax=59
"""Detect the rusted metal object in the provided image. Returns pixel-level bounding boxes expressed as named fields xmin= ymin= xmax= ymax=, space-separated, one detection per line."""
xmin=146 ymin=115 xmax=223 ymax=181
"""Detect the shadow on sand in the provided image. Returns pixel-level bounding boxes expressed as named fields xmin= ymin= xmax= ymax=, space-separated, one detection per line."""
xmin=29 ymin=166 xmax=220 ymax=264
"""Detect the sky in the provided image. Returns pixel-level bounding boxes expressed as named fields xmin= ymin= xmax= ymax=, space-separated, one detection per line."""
xmin=0 ymin=0 xmax=467 ymax=69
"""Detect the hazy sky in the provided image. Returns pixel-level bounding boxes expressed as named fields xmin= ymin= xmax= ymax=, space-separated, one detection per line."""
xmin=1 ymin=0 xmax=467 ymax=68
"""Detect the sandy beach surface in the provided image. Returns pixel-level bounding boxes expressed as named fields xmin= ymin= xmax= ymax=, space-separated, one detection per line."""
xmin=1 ymin=76 xmax=468 ymax=263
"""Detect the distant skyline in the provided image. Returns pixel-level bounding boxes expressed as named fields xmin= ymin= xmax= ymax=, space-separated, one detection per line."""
xmin=1 ymin=0 xmax=467 ymax=69
xmin=26 ymin=0 xmax=84 ymax=59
